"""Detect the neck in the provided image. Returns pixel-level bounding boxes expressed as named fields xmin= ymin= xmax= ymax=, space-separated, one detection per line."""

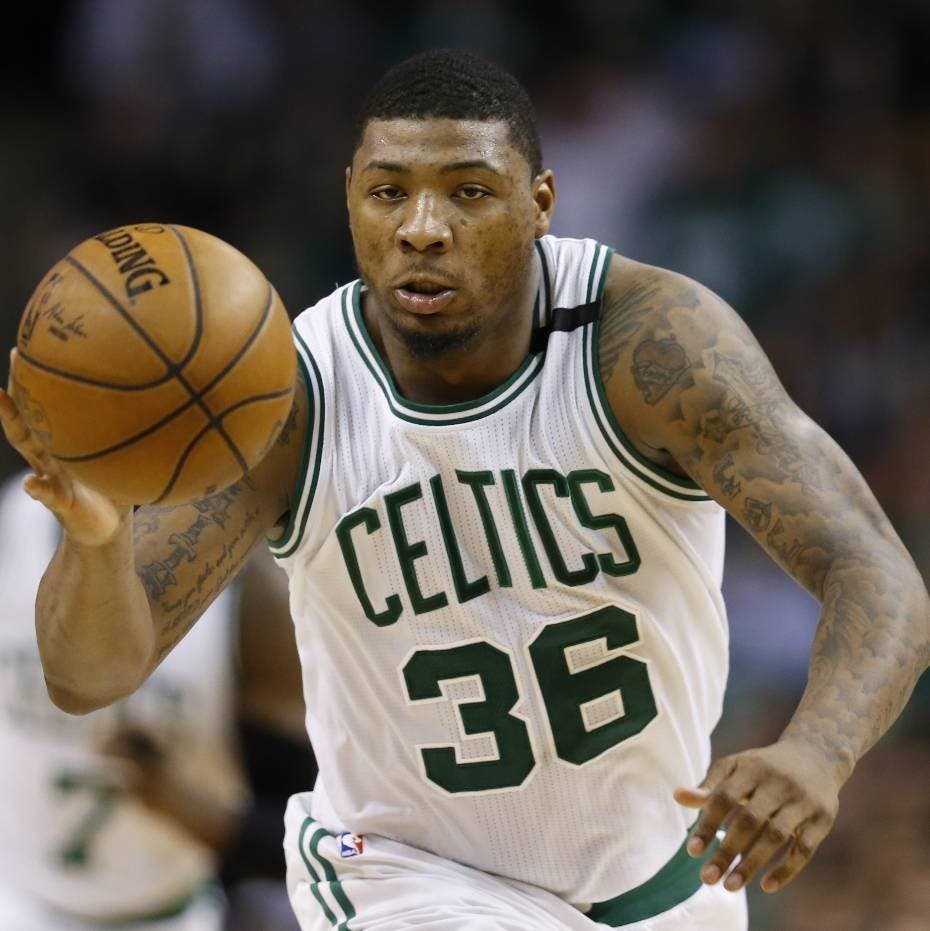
xmin=363 ymin=262 xmax=540 ymax=406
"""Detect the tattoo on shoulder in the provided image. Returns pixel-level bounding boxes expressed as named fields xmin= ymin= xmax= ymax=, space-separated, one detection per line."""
xmin=598 ymin=273 xmax=700 ymax=388
xmin=632 ymin=336 xmax=690 ymax=404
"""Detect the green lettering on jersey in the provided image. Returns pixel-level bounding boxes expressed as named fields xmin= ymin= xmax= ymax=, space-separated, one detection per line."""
xmin=402 ymin=642 xmax=535 ymax=793
xmin=385 ymin=483 xmax=449 ymax=615
xmin=455 ymin=470 xmax=512 ymax=587
xmin=336 ymin=508 xmax=403 ymax=626
xmin=523 ymin=469 xmax=599 ymax=586
xmin=529 ymin=606 xmax=658 ymax=765
xmin=429 ymin=474 xmax=490 ymax=604
xmin=501 ymin=469 xmax=547 ymax=589
xmin=568 ymin=470 xmax=641 ymax=576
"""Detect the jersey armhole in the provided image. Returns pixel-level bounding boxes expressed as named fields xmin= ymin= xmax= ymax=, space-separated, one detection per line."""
xmin=583 ymin=248 xmax=714 ymax=504
xmin=267 ymin=331 xmax=327 ymax=557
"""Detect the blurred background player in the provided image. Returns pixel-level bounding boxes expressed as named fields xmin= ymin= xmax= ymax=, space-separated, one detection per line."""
xmin=0 ymin=471 xmax=311 ymax=931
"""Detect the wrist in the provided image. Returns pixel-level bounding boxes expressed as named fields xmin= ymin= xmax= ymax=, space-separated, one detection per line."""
xmin=777 ymin=726 xmax=856 ymax=785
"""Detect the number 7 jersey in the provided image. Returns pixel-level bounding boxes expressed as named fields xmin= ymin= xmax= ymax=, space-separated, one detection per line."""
xmin=270 ymin=236 xmax=728 ymax=906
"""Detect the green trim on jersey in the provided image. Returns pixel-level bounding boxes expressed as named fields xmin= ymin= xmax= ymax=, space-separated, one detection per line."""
xmin=586 ymin=241 xmax=612 ymax=304
xmin=342 ymin=281 xmax=546 ymax=426
xmin=534 ymin=238 xmax=552 ymax=326
xmin=268 ymin=330 xmax=327 ymax=558
xmin=587 ymin=830 xmax=719 ymax=926
xmin=297 ymin=816 xmax=357 ymax=930
xmin=581 ymin=257 xmax=713 ymax=502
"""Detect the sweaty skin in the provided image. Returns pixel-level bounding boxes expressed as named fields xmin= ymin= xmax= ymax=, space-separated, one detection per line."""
xmin=1 ymin=116 xmax=927 ymax=902
xmin=347 ymin=118 xmax=554 ymax=404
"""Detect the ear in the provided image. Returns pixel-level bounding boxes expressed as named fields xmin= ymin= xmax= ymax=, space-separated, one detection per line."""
xmin=532 ymin=169 xmax=556 ymax=238
xmin=345 ymin=166 xmax=353 ymax=227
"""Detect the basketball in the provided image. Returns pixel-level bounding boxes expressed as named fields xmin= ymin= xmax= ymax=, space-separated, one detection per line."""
xmin=10 ymin=223 xmax=297 ymax=505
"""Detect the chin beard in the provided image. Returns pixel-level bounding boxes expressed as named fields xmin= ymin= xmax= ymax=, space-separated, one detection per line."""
xmin=386 ymin=314 xmax=481 ymax=360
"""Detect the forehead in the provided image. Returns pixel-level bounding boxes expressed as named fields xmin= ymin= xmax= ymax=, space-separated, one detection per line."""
xmin=354 ymin=118 xmax=524 ymax=172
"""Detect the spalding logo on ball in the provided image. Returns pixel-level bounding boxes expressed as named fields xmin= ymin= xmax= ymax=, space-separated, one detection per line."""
xmin=11 ymin=223 xmax=297 ymax=505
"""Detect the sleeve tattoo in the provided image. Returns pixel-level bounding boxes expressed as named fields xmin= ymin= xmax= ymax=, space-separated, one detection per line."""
xmin=599 ymin=268 xmax=930 ymax=769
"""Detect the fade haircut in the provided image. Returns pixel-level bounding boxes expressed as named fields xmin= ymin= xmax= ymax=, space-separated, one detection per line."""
xmin=354 ymin=49 xmax=543 ymax=176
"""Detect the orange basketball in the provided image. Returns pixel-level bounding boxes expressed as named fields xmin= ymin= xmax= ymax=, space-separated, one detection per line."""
xmin=10 ymin=223 xmax=297 ymax=505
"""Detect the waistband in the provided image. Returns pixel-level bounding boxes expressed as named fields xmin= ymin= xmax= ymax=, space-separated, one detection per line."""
xmin=585 ymin=831 xmax=718 ymax=927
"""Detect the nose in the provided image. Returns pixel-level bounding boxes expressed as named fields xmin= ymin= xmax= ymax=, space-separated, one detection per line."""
xmin=395 ymin=192 xmax=452 ymax=254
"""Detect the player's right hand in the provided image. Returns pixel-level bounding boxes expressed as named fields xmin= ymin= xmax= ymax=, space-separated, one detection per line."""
xmin=1 ymin=350 xmax=129 ymax=546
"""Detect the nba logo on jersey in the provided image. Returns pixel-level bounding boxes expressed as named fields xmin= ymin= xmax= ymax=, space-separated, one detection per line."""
xmin=339 ymin=833 xmax=364 ymax=858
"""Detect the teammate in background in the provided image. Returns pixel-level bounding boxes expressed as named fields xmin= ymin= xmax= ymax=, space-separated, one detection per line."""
xmin=1 ymin=49 xmax=928 ymax=931
xmin=0 ymin=473 xmax=310 ymax=931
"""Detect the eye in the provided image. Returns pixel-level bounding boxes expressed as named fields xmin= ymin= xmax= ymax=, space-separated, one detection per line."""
xmin=455 ymin=185 xmax=491 ymax=201
xmin=370 ymin=186 xmax=405 ymax=201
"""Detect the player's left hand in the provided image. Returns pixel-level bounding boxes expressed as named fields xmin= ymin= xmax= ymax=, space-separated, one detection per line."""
xmin=674 ymin=738 xmax=842 ymax=894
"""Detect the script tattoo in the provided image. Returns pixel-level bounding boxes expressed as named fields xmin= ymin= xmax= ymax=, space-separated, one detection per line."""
xmin=134 ymin=481 xmax=262 ymax=662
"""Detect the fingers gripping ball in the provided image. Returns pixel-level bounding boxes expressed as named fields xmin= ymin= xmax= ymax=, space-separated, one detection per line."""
xmin=11 ymin=224 xmax=296 ymax=505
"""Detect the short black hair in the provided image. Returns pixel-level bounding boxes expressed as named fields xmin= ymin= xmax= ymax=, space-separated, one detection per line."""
xmin=354 ymin=49 xmax=542 ymax=176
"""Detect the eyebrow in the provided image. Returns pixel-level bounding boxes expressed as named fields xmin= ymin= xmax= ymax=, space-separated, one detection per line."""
xmin=439 ymin=160 xmax=503 ymax=176
xmin=361 ymin=160 xmax=408 ymax=174
xmin=360 ymin=159 xmax=503 ymax=176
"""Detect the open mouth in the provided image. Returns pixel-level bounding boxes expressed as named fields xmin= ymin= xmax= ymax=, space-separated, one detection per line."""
xmin=394 ymin=280 xmax=457 ymax=314
xmin=403 ymin=281 xmax=449 ymax=295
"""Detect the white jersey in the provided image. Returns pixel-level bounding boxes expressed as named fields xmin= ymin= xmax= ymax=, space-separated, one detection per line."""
xmin=271 ymin=236 xmax=728 ymax=906
xmin=0 ymin=476 xmax=245 ymax=921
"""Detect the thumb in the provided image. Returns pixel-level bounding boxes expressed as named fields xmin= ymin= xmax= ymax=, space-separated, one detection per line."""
xmin=673 ymin=786 xmax=710 ymax=808
xmin=673 ymin=785 xmax=712 ymax=808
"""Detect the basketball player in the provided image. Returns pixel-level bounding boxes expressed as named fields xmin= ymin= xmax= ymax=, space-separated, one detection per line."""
xmin=0 ymin=472 xmax=309 ymax=931
xmin=1 ymin=50 xmax=928 ymax=930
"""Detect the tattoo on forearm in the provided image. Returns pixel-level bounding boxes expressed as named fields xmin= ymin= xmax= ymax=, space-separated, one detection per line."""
xmin=136 ymin=485 xmax=246 ymax=598
xmin=153 ymin=506 xmax=259 ymax=662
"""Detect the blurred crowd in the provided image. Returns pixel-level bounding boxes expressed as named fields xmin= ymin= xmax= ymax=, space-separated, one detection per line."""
xmin=1 ymin=2 xmax=928 ymax=928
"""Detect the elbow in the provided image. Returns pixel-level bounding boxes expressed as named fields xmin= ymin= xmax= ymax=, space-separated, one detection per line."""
xmin=44 ymin=672 xmax=147 ymax=716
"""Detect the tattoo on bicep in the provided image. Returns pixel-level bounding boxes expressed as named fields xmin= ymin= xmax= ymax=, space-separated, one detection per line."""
xmin=712 ymin=453 xmax=742 ymax=499
xmin=694 ymin=349 xmax=828 ymax=492
xmin=743 ymin=497 xmax=773 ymax=533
